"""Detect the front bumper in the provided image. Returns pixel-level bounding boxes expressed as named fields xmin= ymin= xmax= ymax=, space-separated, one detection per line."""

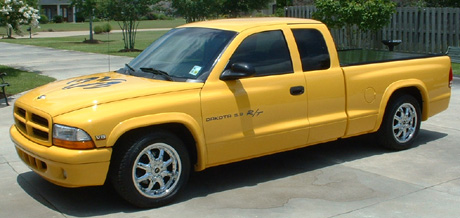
xmin=10 ymin=125 xmax=112 ymax=187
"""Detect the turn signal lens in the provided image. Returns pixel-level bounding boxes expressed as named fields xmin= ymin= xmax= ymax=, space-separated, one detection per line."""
xmin=53 ymin=138 xmax=95 ymax=149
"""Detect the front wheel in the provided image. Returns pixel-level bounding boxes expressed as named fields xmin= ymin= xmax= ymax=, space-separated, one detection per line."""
xmin=110 ymin=131 xmax=190 ymax=208
xmin=378 ymin=95 xmax=421 ymax=150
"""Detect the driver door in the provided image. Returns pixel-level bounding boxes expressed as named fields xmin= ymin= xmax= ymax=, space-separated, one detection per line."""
xmin=200 ymin=29 xmax=310 ymax=166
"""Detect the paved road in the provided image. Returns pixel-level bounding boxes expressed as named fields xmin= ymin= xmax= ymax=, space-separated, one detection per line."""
xmin=0 ymin=41 xmax=459 ymax=217
xmin=0 ymin=42 xmax=132 ymax=81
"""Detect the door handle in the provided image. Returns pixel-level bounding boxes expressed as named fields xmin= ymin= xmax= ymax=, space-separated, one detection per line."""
xmin=290 ymin=86 xmax=305 ymax=96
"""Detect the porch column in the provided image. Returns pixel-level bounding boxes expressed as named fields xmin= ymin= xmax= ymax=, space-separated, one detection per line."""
xmin=57 ymin=4 xmax=61 ymax=16
xmin=73 ymin=6 xmax=76 ymax=23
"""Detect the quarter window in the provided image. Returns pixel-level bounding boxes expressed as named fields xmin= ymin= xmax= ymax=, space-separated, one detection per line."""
xmin=292 ymin=29 xmax=331 ymax=71
xmin=227 ymin=30 xmax=293 ymax=76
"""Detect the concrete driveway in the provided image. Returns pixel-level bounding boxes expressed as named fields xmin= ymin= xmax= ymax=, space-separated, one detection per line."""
xmin=1 ymin=41 xmax=459 ymax=217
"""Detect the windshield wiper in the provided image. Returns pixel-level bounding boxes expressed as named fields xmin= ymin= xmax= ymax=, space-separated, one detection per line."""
xmin=140 ymin=67 xmax=173 ymax=81
xmin=125 ymin=64 xmax=135 ymax=75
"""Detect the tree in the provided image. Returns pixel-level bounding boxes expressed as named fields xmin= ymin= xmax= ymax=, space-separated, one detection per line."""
xmin=171 ymin=0 xmax=220 ymax=23
xmin=275 ymin=0 xmax=293 ymax=16
xmin=71 ymin=0 xmax=102 ymax=42
xmin=314 ymin=0 xmax=396 ymax=31
xmin=424 ymin=0 xmax=460 ymax=7
xmin=172 ymin=0 xmax=273 ymax=22
xmin=105 ymin=0 xmax=158 ymax=51
xmin=24 ymin=0 xmax=38 ymax=8
xmin=392 ymin=0 xmax=459 ymax=7
xmin=220 ymin=0 xmax=273 ymax=17
xmin=313 ymin=0 xmax=396 ymax=47
xmin=0 ymin=0 xmax=40 ymax=38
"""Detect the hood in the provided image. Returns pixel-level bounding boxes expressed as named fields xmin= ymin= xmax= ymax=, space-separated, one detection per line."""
xmin=16 ymin=72 xmax=204 ymax=116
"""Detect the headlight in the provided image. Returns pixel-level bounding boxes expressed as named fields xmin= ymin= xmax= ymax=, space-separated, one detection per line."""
xmin=52 ymin=124 xmax=95 ymax=149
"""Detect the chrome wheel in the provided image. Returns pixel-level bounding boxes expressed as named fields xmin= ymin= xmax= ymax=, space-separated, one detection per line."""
xmin=111 ymin=131 xmax=190 ymax=208
xmin=392 ymin=103 xmax=418 ymax=143
xmin=133 ymin=142 xmax=182 ymax=198
xmin=378 ymin=94 xmax=421 ymax=150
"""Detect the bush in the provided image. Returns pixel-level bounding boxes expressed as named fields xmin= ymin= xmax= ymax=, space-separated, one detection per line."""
xmin=53 ymin=15 xmax=64 ymax=23
xmin=93 ymin=25 xmax=104 ymax=34
xmin=75 ymin=12 xmax=85 ymax=22
xmin=158 ymin=14 xmax=168 ymax=20
xmin=147 ymin=12 xmax=159 ymax=20
xmin=93 ymin=23 xmax=112 ymax=34
xmin=39 ymin=14 xmax=49 ymax=24
xmin=275 ymin=8 xmax=286 ymax=17
xmin=103 ymin=23 xmax=112 ymax=32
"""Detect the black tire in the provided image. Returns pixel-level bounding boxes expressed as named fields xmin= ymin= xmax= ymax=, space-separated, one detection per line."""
xmin=378 ymin=94 xmax=421 ymax=150
xmin=110 ymin=131 xmax=190 ymax=208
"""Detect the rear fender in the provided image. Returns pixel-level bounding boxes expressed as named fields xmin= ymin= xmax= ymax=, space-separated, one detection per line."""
xmin=373 ymin=79 xmax=429 ymax=132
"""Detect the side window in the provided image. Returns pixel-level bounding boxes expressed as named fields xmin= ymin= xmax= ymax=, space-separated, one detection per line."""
xmin=227 ymin=30 xmax=293 ymax=76
xmin=292 ymin=29 xmax=331 ymax=71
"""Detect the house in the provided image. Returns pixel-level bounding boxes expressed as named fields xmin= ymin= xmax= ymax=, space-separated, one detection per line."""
xmin=39 ymin=0 xmax=76 ymax=22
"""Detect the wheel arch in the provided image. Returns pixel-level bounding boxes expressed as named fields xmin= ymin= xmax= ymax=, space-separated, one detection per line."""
xmin=374 ymin=80 xmax=428 ymax=132
xmin=107 ymin=113 xmax=207 ymax=171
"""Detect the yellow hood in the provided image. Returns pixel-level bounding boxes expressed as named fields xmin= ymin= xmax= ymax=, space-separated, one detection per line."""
xmin=16 ymin=72 xmax=204 ymax=117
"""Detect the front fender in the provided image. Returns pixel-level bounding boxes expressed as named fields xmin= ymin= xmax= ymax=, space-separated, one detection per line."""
xmin=107 ymin=112 xmax=207 ymax=171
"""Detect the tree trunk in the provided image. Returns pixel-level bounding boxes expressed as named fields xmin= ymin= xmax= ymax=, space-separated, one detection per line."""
xmin=89 ymin=10 xmax=94 ymax=41
xmin=7 ymin=27 xmax=12 ymax=38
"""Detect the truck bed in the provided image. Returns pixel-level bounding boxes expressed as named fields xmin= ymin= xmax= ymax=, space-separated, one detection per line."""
xmin=340 ymin=54 xmax=451 ymax=137
xmin=338 ymin=49 xmax=444 ymax=66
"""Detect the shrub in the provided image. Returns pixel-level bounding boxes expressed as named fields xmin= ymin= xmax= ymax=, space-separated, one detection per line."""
xmin=93 ymin=25 xmax=103 ymax=34
xmin=53 ymin=15 xmax=64 ymax=23
xmin=103 ymin=23 xmax=112 ymax=33
xmin=93 ymin=23 xmax=112 ymax=34
xmin=40 ymin=14 xmax=49 ymax=24
xmin=75 ymin=12 xmax=85 ymax=22
xmin=158 ymin=14 xmax=168 ymax=20
xmin=147 ymin=12 xmax=159 ymax=20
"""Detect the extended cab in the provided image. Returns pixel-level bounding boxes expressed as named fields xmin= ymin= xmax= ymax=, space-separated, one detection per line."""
xmin=10 ymin=18 xmax=452 ymax=208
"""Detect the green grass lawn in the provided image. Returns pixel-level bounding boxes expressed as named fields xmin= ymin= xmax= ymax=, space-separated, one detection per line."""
xmin=0 ymin=19 xmax=185 ymax=36
xmin=1 ymin=65 xmax=55 ymax=95
xmin=4 ymin=30 xmax=168 ymax=57
xmin=453 ymin=63 xmax=460 ymax=76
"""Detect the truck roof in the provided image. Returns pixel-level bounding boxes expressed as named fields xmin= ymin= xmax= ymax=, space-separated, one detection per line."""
xmin=178 ymin=17 xmax=322 ymax=32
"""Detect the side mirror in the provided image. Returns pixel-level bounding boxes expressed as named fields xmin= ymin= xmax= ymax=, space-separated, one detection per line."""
xmin=220 ymin=62 xmax=255 ymax=81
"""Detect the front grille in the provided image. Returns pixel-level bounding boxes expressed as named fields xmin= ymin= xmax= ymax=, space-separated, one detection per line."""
xmin=16 ymin=147 xmax=47 ymax=172
xmin=14 ymin=105 xmax=52 ymax=146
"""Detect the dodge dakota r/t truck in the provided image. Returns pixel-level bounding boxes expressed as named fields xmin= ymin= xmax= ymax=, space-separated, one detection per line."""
xmin=10 ymin=18 xmax=453 ymax=208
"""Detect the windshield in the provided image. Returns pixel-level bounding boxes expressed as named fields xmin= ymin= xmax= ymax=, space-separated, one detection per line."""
xmin=121 ymin=27 xmax=237 ymax=82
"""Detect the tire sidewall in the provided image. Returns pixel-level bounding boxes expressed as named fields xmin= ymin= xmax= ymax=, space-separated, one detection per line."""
xmin=380 ymin=95 xmax=422 ymax=150
xmin=113 ymin=131 xmax=190 ymax=208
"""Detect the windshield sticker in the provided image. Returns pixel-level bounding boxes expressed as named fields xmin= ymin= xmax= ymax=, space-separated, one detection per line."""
xmin=63 ymin=76 xmax=127 ymax=90
xmin=189 ymin=66 xmax=202 ymax=76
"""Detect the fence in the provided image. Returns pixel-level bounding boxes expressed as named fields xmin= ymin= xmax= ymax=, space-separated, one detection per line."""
xmin=286 ymin=6 xmax=460 ymax=54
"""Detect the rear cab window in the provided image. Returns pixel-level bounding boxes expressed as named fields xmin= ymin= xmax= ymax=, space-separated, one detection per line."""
xmin=291 ymin=29 xmax=331 ymax=71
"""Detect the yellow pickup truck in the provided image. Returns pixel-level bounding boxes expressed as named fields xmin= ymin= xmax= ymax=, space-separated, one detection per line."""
xmin=10 ymin=18 xmax=452 ymax=208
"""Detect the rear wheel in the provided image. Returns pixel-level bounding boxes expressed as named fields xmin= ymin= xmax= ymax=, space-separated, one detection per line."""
xmin=378 ymin=95 xmax=421 ymax=150
xmin=110 ymin=131 xmax=190 ymax=208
